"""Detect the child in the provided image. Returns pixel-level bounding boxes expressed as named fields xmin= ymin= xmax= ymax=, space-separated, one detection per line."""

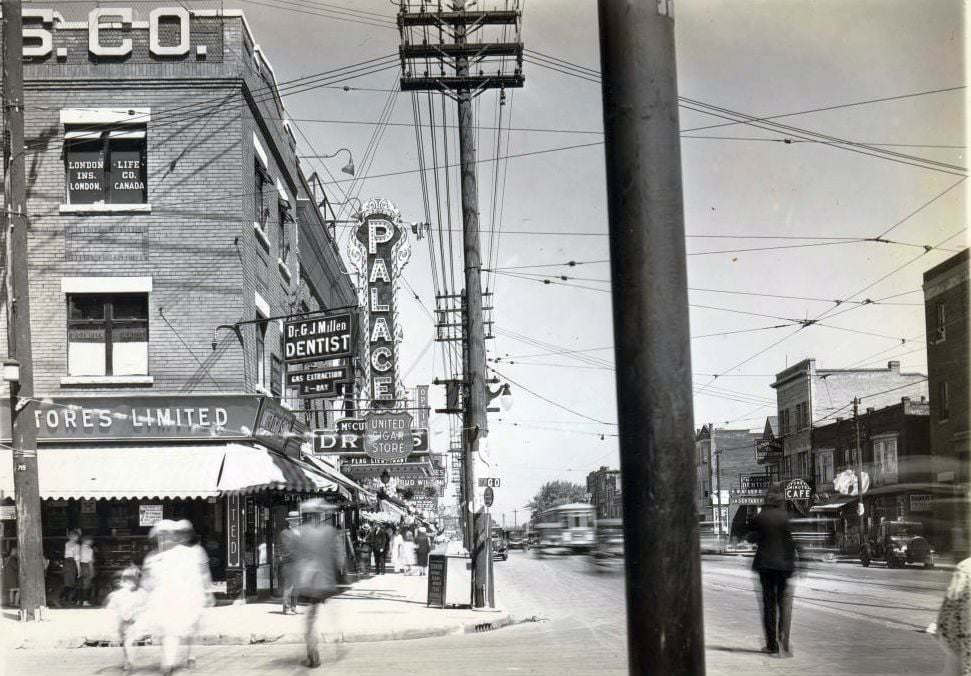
xmin=105 ymin=567 xmax=147 ymax=672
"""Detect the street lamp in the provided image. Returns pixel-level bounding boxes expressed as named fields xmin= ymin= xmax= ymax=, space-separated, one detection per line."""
xmin=2 ymin=358 xmax=20 ymax=384
xmin=309 ymin=147 xmax=355 ymax=176
xmin=498 ymin=383 xmax=513 ymax=411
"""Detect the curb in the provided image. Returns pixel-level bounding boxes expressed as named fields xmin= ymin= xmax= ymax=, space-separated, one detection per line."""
xmin=3 ymin=611 xmax=515 ymax=650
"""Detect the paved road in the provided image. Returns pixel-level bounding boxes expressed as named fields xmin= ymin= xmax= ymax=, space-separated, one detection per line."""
xmin=2 ymin=552 xmax=956 ymax=675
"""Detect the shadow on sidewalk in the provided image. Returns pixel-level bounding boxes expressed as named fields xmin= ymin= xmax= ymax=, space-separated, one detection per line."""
xmin=707 ymin=645 xmax=770 ymax=655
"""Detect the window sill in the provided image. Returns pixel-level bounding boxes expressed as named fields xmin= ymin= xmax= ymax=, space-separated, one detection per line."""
xmin=277 ymin=258 xmax=292 ymax=283
xmin=60 ymin=203 xmax=151 ymax=214
xmin=253 ymin=222 xmax=271 ymax=252
xmin=61 ymin=375 xmax=154 ymax=386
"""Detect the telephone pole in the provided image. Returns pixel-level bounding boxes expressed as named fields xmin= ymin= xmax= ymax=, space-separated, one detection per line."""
xmin=599 ymin=1 xmax=705 ymax=674
xmin=713 ymin=424 xmax=722 ymax=538
xmin=3 ymin=0 xmax=46 ymax=621
xmin=853 ymin=397 xmax=866 ymax=546
xmin=398 ymin=0 xmax=524 ymax=609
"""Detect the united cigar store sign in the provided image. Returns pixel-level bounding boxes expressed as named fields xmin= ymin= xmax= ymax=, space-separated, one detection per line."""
xmin=17 ymin=7 xmax=208 ymax=59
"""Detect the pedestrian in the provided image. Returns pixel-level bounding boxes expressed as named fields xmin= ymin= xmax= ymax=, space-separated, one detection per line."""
xmin=370 ymin=523 xmax=389 ymax=575
xmin=391 ymin=526 xmax=403 ymax=573
xmin=292 ymin=499 xmax=345 ymax=669
xmin=2 ymin=546 xmax=19 ymax=608
xmin=356 ymin=523 xmax=373 ymax=575
xmin=936 ymin=557 xmax=971 ymax=675
xmin=746 ymin=488 xmax=797 ymax=657
xmin=105 ymin=566 xmax=148 ymax=673
xmin=277 ymin=511 xmax=301 ymax=615
xmin=415 ymin=527 xmax=431 ymax=576
xmin=59 ymin=529 xmax=81 ymax=606
xmin=400 ymin=529 xmax=417 ymax=575
xmin=142 ymin=519 xmax=212 ymax=675
xmin=78 ymin=535 xmax=96 ymax=606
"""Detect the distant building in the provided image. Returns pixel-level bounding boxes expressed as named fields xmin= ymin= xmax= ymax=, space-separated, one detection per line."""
xmin=923 ymin=248 xmax=970 ymax=554
xmin=812 ymin=397 xmax=932 ymax=551
xmin=586 ymin=466 xmax=622 ymax=519
xmin=768 ymin=359 xmax=928 ymax=485
xmin=695 ymin=425 xmax=764 ymax=539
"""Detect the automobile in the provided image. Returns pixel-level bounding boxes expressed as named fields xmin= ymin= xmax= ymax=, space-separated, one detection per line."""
xmin=589 ymin=518 xmax=624 ymax=571
xmin=491 ymin=526 xmax=509 ymax=561
xmin=861 ymin=519 xmax=935 ymax=569
xmin=507 ymin=530 xmax=527 ymax=550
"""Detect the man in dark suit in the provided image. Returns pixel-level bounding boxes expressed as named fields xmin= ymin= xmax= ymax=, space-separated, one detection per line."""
xmin=370 ymin=523 xmax=389 ymax=575
xmin=747 ymin=488 xmax=798 ymax=656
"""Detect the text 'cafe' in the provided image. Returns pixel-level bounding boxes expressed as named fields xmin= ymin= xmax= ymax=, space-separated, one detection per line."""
xmin=0 ymin=393 xmax=366 ymax=600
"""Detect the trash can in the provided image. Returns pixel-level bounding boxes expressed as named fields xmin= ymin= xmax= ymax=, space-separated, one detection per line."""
xmin=427 ymin=552 xmax=472 ymax=608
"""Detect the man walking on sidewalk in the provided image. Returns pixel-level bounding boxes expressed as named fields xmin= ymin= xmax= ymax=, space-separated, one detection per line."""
xmin=747 ymin=488 xmax=797 ymax=657
xmin=370 ymin=523 xmax=389 ymax=575
xmin=277 ymin=511 xmax=300 ymax=615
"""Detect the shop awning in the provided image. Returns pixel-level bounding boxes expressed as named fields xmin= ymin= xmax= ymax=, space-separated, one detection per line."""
xmin=302 ymin=454 xmax=374 ymax=501
xmin=218 ymin=444 xmax=336 ymax=494
xmin=811 ymin=495 xmax=858 ymax=512
xmin=0 ymin=446 xmax=226 ymax=500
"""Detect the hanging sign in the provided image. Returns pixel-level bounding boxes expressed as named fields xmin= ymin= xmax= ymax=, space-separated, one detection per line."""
xmin=347 ymin=198 xmax=412 ymax=409
xmin=287 ymin=363 xmax=349 ymax=387
xmin=139 ymin=504 xmax=163 ymax=527
xmin=363 ymin=411 xmax=414 ymax=461
xmin=284 ymin=313 xmax=356 ymax=364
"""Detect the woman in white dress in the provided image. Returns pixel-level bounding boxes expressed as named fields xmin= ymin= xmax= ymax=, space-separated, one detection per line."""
xmin=399 ymin=530 xmax=417 ymax=575
xmin=391 ymin=527 xmax=404 ymax=573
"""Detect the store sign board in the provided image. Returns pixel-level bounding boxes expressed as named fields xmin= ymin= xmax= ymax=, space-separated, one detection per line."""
xmin=729 ymin=488 xmax=766 ymax=506
xmin=253 ymin=397 xmax=305 ymax=458
xmin=0 ymin=506 xmax=16 ymax=520
xmin=226 ymin=494 xmax=242 ymax=568
xmin=910 ymin=494 xmax=933 ymax=512
xmin=287 ymin=363 xmax=349 ymax=387
xmin=138 ymin=504 xmax=163 ymax=527
xmin=363 ymin=412 xmax=414 ymax=461
xmin=314 ymin=426 xmax=427 ymax=454
xmin=0 ymin=394 xmax=263 ymax=443
xmin=284 ymin=313 xmax=355 ymax=365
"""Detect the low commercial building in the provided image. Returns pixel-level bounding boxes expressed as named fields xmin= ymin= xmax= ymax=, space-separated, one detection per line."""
xmin=586 ymin=466 xmax=622 ymax=519
xmin=0 ymin=8 xmax=364 ymax=601
xmin=695 ymin=425 xmax=764 ymax=540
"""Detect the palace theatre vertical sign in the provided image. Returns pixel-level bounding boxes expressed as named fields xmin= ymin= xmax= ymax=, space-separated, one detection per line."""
xmin=348 ymin=199 xmax=411 ymax=409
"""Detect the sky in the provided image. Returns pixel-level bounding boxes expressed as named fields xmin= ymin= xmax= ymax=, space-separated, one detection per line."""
xmin=50 ymin=0 xmax=967 ymax=521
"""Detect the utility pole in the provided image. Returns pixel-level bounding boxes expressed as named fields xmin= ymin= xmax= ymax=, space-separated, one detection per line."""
xmin=3 ymin=0 xmax=46 ymax=621
xmin=599 ymin=1 xmax=705 ymax=674
xmin=853 ymin=397 xmax=866 ymax=549
xmin=713 ymin=424 xmax=722 ymax=538
xmin=398 ymin=0 xmax=523 ymax=609
xmin=513 ymin=508 xmax=517 ymax=528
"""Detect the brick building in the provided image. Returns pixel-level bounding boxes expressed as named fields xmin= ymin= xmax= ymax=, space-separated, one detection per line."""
xmin=812 ymin=397 xmax=936 ymax=551
xmin=695 ymin=425 xmax=764 ymax=539
xmin=586 ymin=466 xmax=621 ymax=519
xmin=768 ymin=359 xmax=928 ymax=486
xmin=923 ymin=249 xmax=970 ymax=554
xmin=0 ymin=8 xmax=364 ymax=599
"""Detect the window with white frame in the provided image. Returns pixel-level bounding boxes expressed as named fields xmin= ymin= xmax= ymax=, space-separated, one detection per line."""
xmin=874 ymin=437 xmax=898 ymax=484
xmin=256 ymin=315 xmax=267 ymax=390
xmin=67 ymin=294 xmax=148 ymax=376
xmin=65 ymin=128 xmax=147 ymax=205
xmin=816 ymin=449 xmax=834 ymax=487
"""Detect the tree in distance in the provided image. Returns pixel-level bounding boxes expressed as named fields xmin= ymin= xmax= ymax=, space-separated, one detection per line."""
xmin=527 ymin=480 xmax=589 ymax=522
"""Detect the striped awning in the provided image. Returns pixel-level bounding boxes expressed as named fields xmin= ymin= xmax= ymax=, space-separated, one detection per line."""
xmin=218 ymin=444 xmax=336 ymax=494
xmin=1 ymin=446 xmax=226 ymax=500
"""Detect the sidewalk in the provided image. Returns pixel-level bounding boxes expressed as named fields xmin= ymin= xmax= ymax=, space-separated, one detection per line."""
xmin=1 ymin=572 xmax=512 ymax=650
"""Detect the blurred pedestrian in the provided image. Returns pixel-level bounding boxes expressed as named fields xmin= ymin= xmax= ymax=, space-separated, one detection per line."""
xmin=356 ymin=523 xmax=372 ymax=575
xmin=391 ymin=526 xmax=403 ymax=573
xmin=293 ymin=499 xmax=345 ymax=669
xmin=416 ymin=528 xmax=431 ymax=576
xmin=746 ymin=489 xmax=797 ymax=656
xmin=3 ymin=546 xmax=19 ymax=607
xmin=142 ymin=519 xmax=212 ymax=675
xmin=79 ymin=535 xmax=96 ymax=606
xmin=105 ymin=566 xmax=148 ymax=672
xmin=370 ymin=522 xmax=389 ymax=575
xmin=936 ymin=557 xmax=971 ymax=675
xmin=400 ymin=530 xmax=417 ymax=575
xmin=59 ymin=529 xmax=81 ymax=606
xmin=277 ymin=510 xmax=301 ymax=615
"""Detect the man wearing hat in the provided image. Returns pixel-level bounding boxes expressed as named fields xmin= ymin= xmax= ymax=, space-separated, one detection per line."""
xmin=276 ymin=511 xmax=301 ymax=615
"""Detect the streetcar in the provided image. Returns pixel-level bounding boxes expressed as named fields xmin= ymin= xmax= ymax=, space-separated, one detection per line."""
xmin=533 ymin=503 xmax=597 ymax=554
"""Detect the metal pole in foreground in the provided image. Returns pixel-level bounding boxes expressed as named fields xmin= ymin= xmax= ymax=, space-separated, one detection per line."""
xmin=3 ymin=0 xmax=47 ymax=621
xmin=598 ymin=2 xmax=706 ymax=674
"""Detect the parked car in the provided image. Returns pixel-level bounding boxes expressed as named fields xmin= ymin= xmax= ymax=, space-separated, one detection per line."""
xmin=507 ymin=530 xmax=527 ymax=550
xmin=491 ymin=526 xmax=509 ymax=561
xmin=589 ymin=518 xmax=624 ymax=572
xmin=861 ymin=519 xmax=935 ymax=569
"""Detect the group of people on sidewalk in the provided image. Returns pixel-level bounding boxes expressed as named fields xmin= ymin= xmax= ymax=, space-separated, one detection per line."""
xmin=351 ymin=522 xmax=432 ymax=576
